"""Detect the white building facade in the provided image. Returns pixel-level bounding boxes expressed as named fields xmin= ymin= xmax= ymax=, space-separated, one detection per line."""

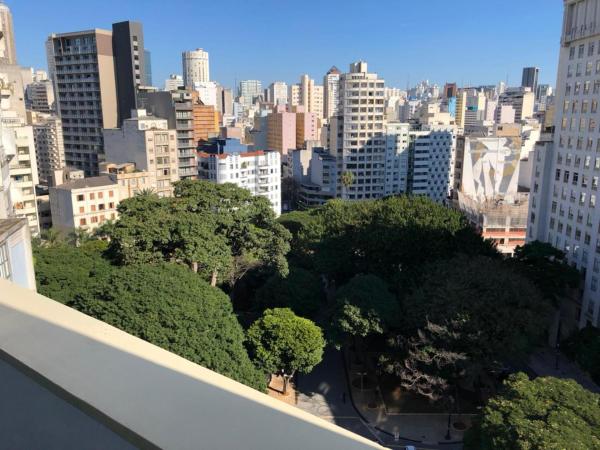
xmin=182 ymin=49 xmax=209 ymax=87
xmin=528 ymin=0 xmax=600 ymax=328
xmin=197 ymin=150 xmax=281 ymax=215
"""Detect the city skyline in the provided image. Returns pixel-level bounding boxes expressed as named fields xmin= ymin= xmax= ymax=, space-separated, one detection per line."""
xmin=12 ymin=0 xmax=561 ymax=90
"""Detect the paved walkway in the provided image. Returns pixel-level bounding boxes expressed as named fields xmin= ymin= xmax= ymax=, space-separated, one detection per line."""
xmin=528 ymin=348 xmax=600 ymax=393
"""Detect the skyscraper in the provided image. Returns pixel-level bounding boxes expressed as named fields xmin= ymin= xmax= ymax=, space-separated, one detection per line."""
xmin=528 ymin=0 xmax=600 ymax=328
xmin=238 ymin=80 xmax=262 ymax=106
xmin=47 ymin=29 xmax=119 ymax=176
xmin=0 ymin=2 xmax=16 ymax=65
xmin=112 ymin=21 xmax=146 ymax=125
xmin=267 ymin=82 xmax=288 ymax=106
xmin=323 ymin=66 xmax=341 ymax=120
xmin=330 ymin=61 xmax=386 ymax=200
xmin=521 ymin=67 xmax=540 ymax=96
xmin=182 ymin=49 xmax=209 ymax=87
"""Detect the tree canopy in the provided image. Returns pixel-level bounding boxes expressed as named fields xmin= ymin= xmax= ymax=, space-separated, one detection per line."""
xmin=279 ymin=196 xmax=497 ymax=284
xmin=107 ymin=180 xmax=291 ymax=286
xmin=34 ymin=243 xmax=266 ymax=391
xmin=330 ymin=274 xmax=400 ymax=346
xmin=465 ymin=373 xmax=600 ymax=450
xmin=563 ymin=326 xmax=600 ymax=385
xmin=247 ymin=308 xmax=325 ymax=392
xmin=254 ymin=266 xmax=323 ymax=319
xmin=381 ymin=255 xmax=552 ymax=401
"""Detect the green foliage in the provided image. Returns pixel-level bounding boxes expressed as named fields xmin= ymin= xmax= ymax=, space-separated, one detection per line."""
xmin=563 ymin=326 xmax=600 ymax=385
xmin=35 ymin=242 xmax=266 ymax=391
xmin=465 ymin=373 xmax=600 ymax=450
xmin=107 ymin=180 xmax=291 ymax=286
xmin=330 ymin=274 xmax=400 ymax=344
xmin=247 ymin=308 xmax=325 ymax=377
xmin=279 ymin=196 xmax=497 ymax=283
xmin=70 ymin=263 xmax=266 ymax=391
xmin=511 ymin=241 xmax=581 ymax=304
xmin=254 ymin=266 xmax=323 ymax=318
xmin=382 ymin=255 xmax=552 ymax=401
xmin=34 ymin=243 xmax=112 ymax=304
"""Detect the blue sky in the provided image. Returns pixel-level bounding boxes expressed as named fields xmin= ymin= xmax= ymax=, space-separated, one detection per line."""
xmin=11 ymin=0 xmax=562 ymax=90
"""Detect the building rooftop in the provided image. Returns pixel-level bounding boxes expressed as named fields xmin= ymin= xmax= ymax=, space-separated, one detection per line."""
xmin=53 ymin=175 xmax=116 ymax=191
xmin=0 ymin=279 xmax=384 ymax=450
xmin=0 ymin=218 xmax=27 ymax=238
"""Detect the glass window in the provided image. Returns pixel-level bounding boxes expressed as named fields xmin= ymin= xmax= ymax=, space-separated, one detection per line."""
xmin=0 ymin=243 xmax=11 ymax=280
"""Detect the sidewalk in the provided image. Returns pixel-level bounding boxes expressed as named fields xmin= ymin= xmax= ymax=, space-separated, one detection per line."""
xmin=528 ymin=348 xmax=600 ymax=393
xmin=346 ymin=363 xmax=468 ymax=450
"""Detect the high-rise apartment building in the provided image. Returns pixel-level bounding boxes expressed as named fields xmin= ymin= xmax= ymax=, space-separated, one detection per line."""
xmin=112 ymin=21 xmax=146 ymax=125
xmin=298 ymin=74 xmax=324 ymax=119
xmin=330 ymin=61 xmax=386 ymax=200
xmin=267 ymin=82 xmax=288 ymax=106
xmin=197 ymin=150 xmax=281 ymax=215
xmin=192 ymin=93 xmax=219 ymax=143
xmin=0 ymin=2 xmax=16 ymax=65
xmin=182 ymin=49 xmax=209 ymax=87
xmin=323 ymin=66 xmax=341 ymax=120
xmin=528 ymin=0 xmax=600 ymax=328
xmin=498 ymin=88 xmax=535 ymax=122
xmin=47 ymin=29 xmax=118 ymax=176
xmin=138 ymin=90 xmax=197 ymax=179
xmin=522 ymin=67 xmax=540 ymax=96
xmin=384 ymin=122 xmax=410 ymax=195
xmin=25 ymin=79 xmax=55 ymax=113
xmin=103 ymin=109 xmax=179 ymax=197
xmin=31 ymin=113 xmax=65 ymax=185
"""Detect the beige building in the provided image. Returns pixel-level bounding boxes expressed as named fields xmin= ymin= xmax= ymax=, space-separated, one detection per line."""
xmin=0 ymin=2 xmax=16 ymax=65
xmin=99 ymin=162 xmax=156 ymax=199
xmin=103 ymin=109 xmax=179 ymax=197
xmin=30 ymin=112 xmax=65 ymax=185
xmin=47 ymin=29 xmax=118 ymax=175
xmin=49 ymin=175 xmax=119 ymax=231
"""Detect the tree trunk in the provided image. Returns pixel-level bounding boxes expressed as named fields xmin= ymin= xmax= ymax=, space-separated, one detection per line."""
xmin=282 ymin=375 xmax=289 ymax=395
xmin=192 ymin=261 xmax=198 ymax=273
xmin=210 ymin=269 xmax=218 ymax=287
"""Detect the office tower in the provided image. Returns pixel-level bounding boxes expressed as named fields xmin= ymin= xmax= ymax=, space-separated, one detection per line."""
xmin=267 ymin=82 xmax=288 ymax=106
xmin=267 ymin=105 xmax=297 ymax=155
xmin=298 ymin=74 xmax=323 ymax=119
xmin=182 ymin=49 xmax=209 ymax=87
xmin=0 ymin=2 xmax=16 ymax=65
xmin=408 ymin=126 xmax=457 ymax=203
xmin=522 ymin=67 xmax=540 ymax=95
xmin=239 ymin=80 xmax=262 ymax=106
xmin=138 ymin=90 xmax=197 ymax=179
xmin=47 ymin=29 xmax=118 ymax=176
xmin=323 ymin=66 xmax=341 ymax=120
xmin=31 ymin=113 xmax=65 ymax=185
xmin=528 ymin=0 xmax=600 ymax=328
xmin=192 ymin=93 xmax=219 ymax=143
xmin=294 ymin=106 xmax=318 ymax=149
xmin=112 ymin=21 xmax=146 ymax=125
xmin=104 ymin=110 xmax=179 ymax=197
xmin=165 ymin=74 xmax=183 ymax=91
xmin=498 ymin=88 xmax=535 ymax=121
xmin=198 ymin=150 xmax=281 ymax=215
xmin=330 ymin=61 xmax=386 ymax=200
xmin=220 ymin=87 xmax=234 ymax=116
xmin=144 ymin=50 xmax=152 ymax=86
xmin=443 ymin=83 xmax=458 ymax=99
xmin=464 ymin=90 xmax=487 ymax=127
xmin=25 ymin=79 xmax=55 ymax=113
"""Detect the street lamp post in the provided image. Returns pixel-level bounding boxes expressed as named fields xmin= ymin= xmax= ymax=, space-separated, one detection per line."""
xmin=357 ymin=371 xmax=367 ymax=392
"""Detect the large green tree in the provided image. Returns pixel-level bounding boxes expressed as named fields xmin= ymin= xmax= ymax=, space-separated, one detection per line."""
xmin=254 ymin=266 xmax=323 ymax=318
xmin=381 ymin=255 xmax=552 ymax=402
xmin=35 ymin=244 xmax=266 ymax=391
xmin=107 ymin=180 xmax=291 ymax=286
xmin=247 ymin=308 xmax=325 ymax=393
xmin=465 ymin=373 xmax=600 ymax=450
xmin=330 ymin=274 xmax=400 ymax=347
xmin=70 ymin=263 xmax=266 ymax=391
